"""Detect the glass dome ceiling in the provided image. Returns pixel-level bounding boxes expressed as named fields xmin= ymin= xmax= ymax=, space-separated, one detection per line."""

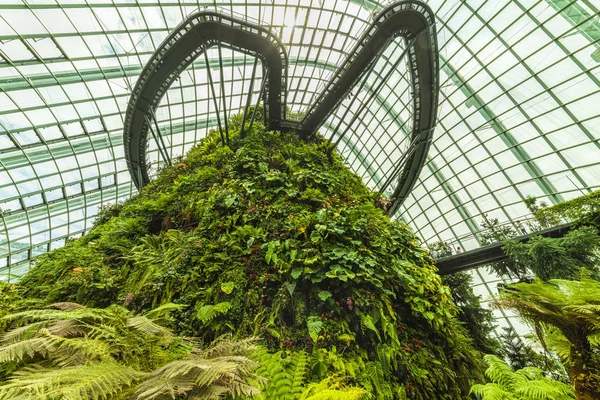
xmin=1 ymin=0 xmax=600 ymax=333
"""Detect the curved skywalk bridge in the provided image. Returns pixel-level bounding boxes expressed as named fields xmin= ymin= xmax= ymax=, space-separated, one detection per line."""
xmin=124 ymin=0 xmax=439 ymax=215
xmin=435 ymin=223 xmax=574 ymax=275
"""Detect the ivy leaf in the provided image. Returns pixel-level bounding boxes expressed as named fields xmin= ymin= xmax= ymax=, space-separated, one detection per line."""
xmin=318 ymin=290 xmax=332 ymax=302
xmin=220 ymin=281 xmax=235 ymax=294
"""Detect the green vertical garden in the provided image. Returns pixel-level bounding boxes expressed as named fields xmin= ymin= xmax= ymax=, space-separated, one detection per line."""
xmin=0 ymin=123 xmax=486 ymax=398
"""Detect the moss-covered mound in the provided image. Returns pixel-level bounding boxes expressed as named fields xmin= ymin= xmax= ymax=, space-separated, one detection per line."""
xmin=17 ymin=124 xmax=483 ymax=398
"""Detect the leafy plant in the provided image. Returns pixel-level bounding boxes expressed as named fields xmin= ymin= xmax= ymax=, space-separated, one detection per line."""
xmin=470 ymin=354 xmax=574 ymax=399
xmin=527 ymin=190 xmax=600 ymax=229
xmin=442 ymin=272 xmax=500 ymax=354
xmin=13 ymin=119 xmax=485 ymax=398
xmin=0 ymin=303 xmax=262 ymax=399
xmin=478 ymin=214 xmax=524 ymax=278
xmin=502 ymin=226 xmax=600 ymax=280
xmin=494 ymin=272 xmax=600 ymax=399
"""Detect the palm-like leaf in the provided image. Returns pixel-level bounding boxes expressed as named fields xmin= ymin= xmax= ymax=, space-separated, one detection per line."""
xmin=470 ymin=355 xmax=574 ymax=400
xmin=0 ymin=304 xmax=263 ymax=399
xmin=135 ymin=358 xmax=261 ymax=399
xmin=0 ymin=362 xmax=142 ymax=400
xmin=127 ymin=316 xmax=173 ymax=338
xmin=494 ymin=274 xmax=600 ymax=398
xmin=46 ymin=302 xmax=86 ymax=311
xmin=0 ymin=331 xmax=60 ymax=363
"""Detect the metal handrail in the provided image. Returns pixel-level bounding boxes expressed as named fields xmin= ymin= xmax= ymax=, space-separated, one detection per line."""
xmin=424 ymin=213 xmax=572 ymax=257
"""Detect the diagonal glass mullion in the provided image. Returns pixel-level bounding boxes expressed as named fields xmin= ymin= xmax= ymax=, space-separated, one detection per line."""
xmin=453 ymin=1 xmax=596 ymax=195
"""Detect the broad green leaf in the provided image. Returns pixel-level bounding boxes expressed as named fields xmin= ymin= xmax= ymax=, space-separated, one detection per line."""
xmin=220 ymin=282 xmax=235 ymax=294
xmin=318 ymin=291 xmax=332 ymax=302
xmin=291 ymin=267 xmax=303 ymax=279
xmin=307 ymin=316 xmax=323 ymax=342
xmin=284 ymin=281 xmax=296 ymax=296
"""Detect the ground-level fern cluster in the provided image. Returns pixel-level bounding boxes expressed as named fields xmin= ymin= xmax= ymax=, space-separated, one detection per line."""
xmin=3 ymin=122 xmax=486 ymax=398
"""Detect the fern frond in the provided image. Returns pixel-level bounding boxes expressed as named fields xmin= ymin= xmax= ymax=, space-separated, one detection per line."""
xmin=516 ymin=380 xmax=574 ymax=399
xmin=472 ymin=354 xmax=575 ymax=400
xmin=46 ymin=302 xmax=86 ymax=311
xmin=0 ymin=321 xmax=50 ymax=344
xmin=200 ymin=335 xmax=259 ymax=359
xmin=483 ymin=355 xmax=522 ymax=391
xmin=470 ymin=382 xmax=516 ymax=399
xmin=127 ymin=316 xmax=173 ymax=338
xmin=196 ymin=302 xmax=232 ymax=325
xmin=0 ymin=362 xmax=141 ymax=400
xmin=135 ymin=357 xmax=262 ymax=399
xmin=52 ymin=337 xmax=113 ymax=366
xmin=0 ymin=331 xmax=61 ymax=362
xmin=301 ymin=375 xmax=370 ymax=400
xmin=303 ymin=388 xmax=370 ymax=400
xmin=1 ymin=308 xmax=110 ymax=327
xmin=47 ymin=319 xmax=87 ymax=338
xmin=144 ymin=303 xmax=184 ymax=324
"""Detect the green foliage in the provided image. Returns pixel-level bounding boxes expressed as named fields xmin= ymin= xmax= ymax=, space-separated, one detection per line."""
xmin=13 ymin=121 xmax=485 ymax=398
xmin=478 ymin=214 xmax=524 ymax=278
xmin=0 ymin=281 xmax=24 ymax=334
xmin=300 ymin=375 xmax=369 ymax=400
xmin=0 ymin=303 xmax=261 ymax=399
xmin=442 ymin=272 xmax=500 ymax=354
xmin=135 ymin=336 xmax=263 ymax=399
xmin=255 ymin=349 xmax=309 ymax=399
xmin=500 ymin=327 xmax=549 ymax=371
xmin=529 ymin=190 xmax=600 ymax=229
xmin=503 ymin=226 xmax=600 ymax=280
xmin=470 ymin=354 xmax=574 ymax=400
xmin=495 ymin=272 xmax=600 ymax=399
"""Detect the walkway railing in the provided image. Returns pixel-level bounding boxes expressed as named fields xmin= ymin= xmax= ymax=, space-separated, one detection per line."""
xmin=425 ymin=213 xmax=571 ymax=260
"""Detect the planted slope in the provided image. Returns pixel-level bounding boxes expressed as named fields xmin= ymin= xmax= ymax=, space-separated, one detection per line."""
xmin=19 ymin=125 xmax=482 ymax=398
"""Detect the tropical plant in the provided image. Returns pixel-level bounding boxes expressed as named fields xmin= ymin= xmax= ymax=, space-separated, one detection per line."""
xmin=527 ymin=190 xmax=600 ymax=230
xmin=13 ymin=119 xmax=485 ymax=398
xmin=0 ymin=302 xmax=262 ymax=399
xmin=498 ymin=327 xmax=568 ymax=382
xmin=470 ymin=354 xmax=574 ymax=399
xmin=442 ymin=272 xmax=500 ymax=354
xmin=494 ymin=273 xmax=600 ymax=399
xmin=299 ymin=375 xmax=370 ymax=399
xmin=523 ymin=195 xmax=563 ymax=229
xmin=502 ymin=226 xmax=600 ymax=280
xmin=478 ymin=214 xmax=524 ymax=279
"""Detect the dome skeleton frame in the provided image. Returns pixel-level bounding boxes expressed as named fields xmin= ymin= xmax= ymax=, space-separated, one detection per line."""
xmin=0 ymin=0 xmax=598 ymax=342
xmin=124 ymin=0 xmax=439 ymax=216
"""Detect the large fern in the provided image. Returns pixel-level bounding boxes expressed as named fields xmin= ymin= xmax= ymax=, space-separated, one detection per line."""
xmin=470 ymin=355 xmax=574 ymax=400
xmin=495 ymin=272 xmax=600 ymax=397
xmin=0 ymin=362 xmax=142 ymax=400
xmin=0 ymin=303 xmax=262 ymax=399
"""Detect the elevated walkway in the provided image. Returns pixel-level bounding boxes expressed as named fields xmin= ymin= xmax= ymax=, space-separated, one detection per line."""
xmin=435 ymin=223 xmax=574 ymax=275
xmin=123 ymin=1 xmax=439 ymax=214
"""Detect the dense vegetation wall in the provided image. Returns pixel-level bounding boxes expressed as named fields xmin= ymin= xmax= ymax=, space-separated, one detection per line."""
xmin=2 ymin=124 xmax=485 ymax=399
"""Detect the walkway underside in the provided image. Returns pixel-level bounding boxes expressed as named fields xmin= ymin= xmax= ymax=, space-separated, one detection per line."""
xmin=123 ymin=1 xmax=439 ymax=214
xmin=435 ymin=223 xmax=574 ymax=275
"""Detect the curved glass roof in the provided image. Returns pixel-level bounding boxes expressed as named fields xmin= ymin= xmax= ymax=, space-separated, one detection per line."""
xmin=1 ymin=0 xmax=600 ymax=335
